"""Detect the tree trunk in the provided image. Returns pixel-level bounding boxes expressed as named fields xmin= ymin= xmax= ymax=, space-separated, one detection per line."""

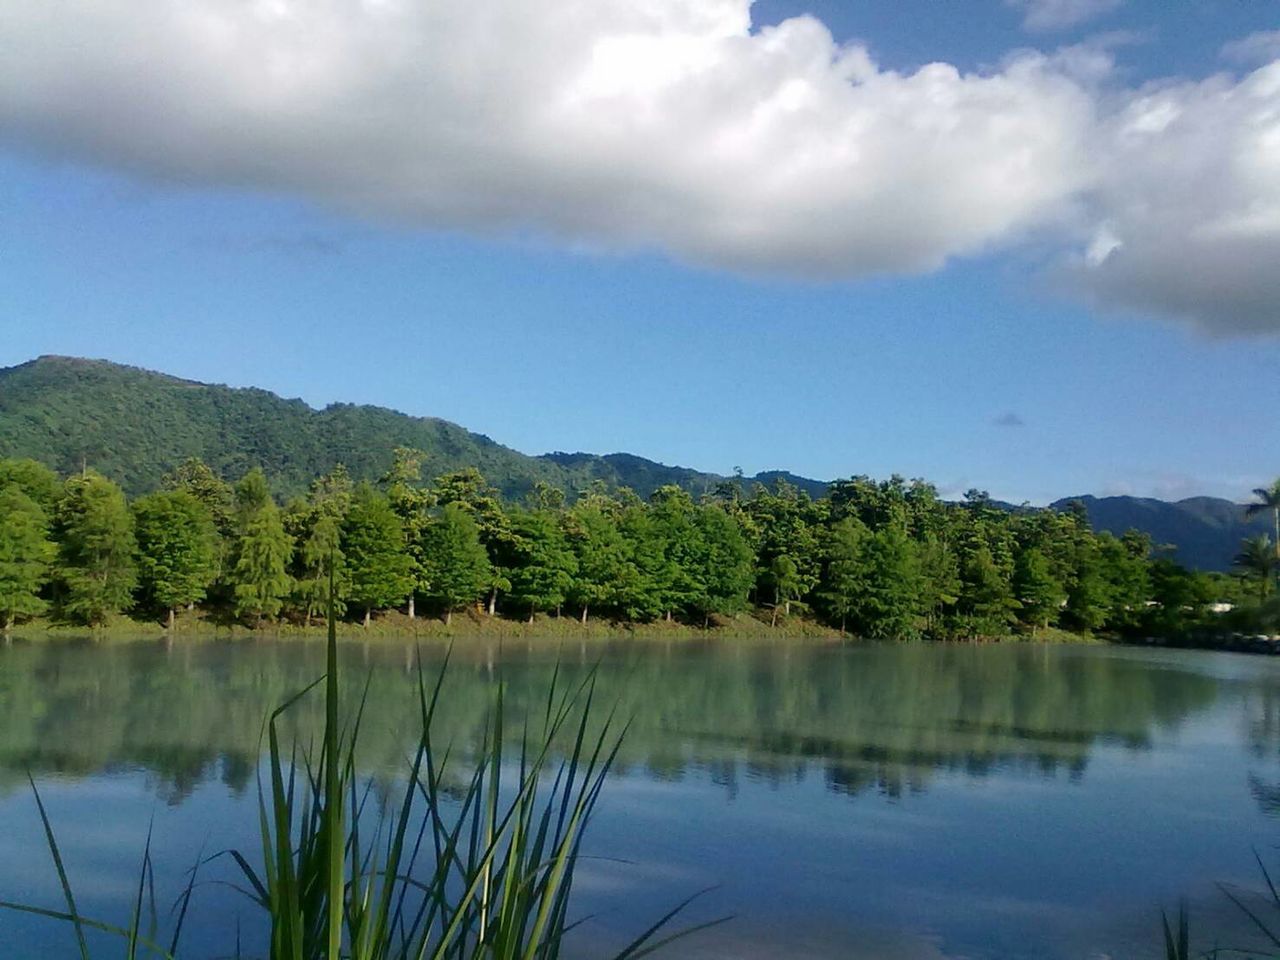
xmin=580 ymin=605 xmax=589 ymax=625
xmin=785 ymin=599 xmax=791 ymax=615
xmin=364 ymin=607 xmax=371 ymax=628
xmin=445 ymin=608 xmax=452 ymax=626
xmin=488 ymin=587 xmax=497 ymax=616
xmin=840 ymin=615 xmax=846 ymax=635
xmin=665 ymin=610 xmax=672 ymax=623
xmin=771 ymin=605 xmax=779 ymax=628
xmin=528 ymin=605 xmax=535 ymax=625
xmin=408 ymin=595 xmax=416 ymax=620
xmin=555 ymin=604 xmax=561 ymax=619
xmin=167 ymin=606 xmax=176 ymax=632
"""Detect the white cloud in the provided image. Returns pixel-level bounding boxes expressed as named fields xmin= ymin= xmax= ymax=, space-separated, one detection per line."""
xmin=1068 ymin=62 xmax=1280 ymax=334
xmin=1222 ymin=30 xmax=1280 ymax=65
xmin=0 ymin=0 xmax=1095 ymax=279
xmin=0 ymin=3 xmax=1278 ymax=334
xmin=1006 ymin=0 xmax=1122 ymax=33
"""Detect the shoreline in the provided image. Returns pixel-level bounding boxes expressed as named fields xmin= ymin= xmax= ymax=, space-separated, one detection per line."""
xmin=1 ymin=611 xmax=1097 ymax=646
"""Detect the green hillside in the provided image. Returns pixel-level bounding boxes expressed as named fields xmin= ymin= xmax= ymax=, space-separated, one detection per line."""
xmin=0 ymin=356 xmax=820 ymax=500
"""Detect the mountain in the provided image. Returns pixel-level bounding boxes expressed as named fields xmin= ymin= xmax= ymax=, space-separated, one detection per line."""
xmin=0 ymin=356 xmax=822 ymax=501
xmin=1050 ymin=494 xmax=1267 ymax=572
xmin=0 ymin=356 xmax=1263 ymax=571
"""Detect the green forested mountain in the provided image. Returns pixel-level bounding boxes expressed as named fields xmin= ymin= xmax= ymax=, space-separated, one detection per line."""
xmin=1049 ymin=495 xmax=1270 ymax=572
xmin=0 ymin=357 xmax=1262 ymax=573
xmin=0 ymin=356 xmax=816 ymax=500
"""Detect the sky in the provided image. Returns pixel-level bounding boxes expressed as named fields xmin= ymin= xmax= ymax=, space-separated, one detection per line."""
xmin=1 ymin=0 xmax=1278 ymax=504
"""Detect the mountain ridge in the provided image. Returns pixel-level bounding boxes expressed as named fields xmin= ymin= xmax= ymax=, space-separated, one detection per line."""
xmin=0 ymin=355 xmax=1264 ymax=570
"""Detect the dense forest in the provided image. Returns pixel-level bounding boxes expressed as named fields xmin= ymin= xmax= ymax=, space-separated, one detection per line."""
xmin=1 ymin=449 xmax=1274 ymax=638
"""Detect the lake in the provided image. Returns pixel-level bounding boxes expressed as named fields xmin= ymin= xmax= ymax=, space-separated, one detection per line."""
xmin=1 ymin=638 xmax=1278 ymax=959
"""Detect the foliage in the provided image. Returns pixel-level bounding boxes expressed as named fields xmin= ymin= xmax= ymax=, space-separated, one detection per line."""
xmin=0 ymin=451 xmax=1251 ymax=639
xmin=342 ymin=483 xmax=414 ymax=622
xmin=132 ymin=490 xmax=218 ymax=625
xmin=0 ymin=486 xmax=55 ymax=629
xmin=231 ymin=470 xmax=294 ymax=624
xmin=54 ymin=472 xmax=138 ymax=626
xmin=420 ymin=503 xmax=492 ymax=623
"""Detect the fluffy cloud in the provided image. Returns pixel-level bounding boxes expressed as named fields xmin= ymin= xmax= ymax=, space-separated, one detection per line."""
xmin=1070 ymin=62 xmax=1280 ymax=334
xmin=0 ymin=1 xmax=1277 ymax=333
xmin=1006 ymin=0 xmax=1122 ymax=33
xmin=0 ymin=0 xmax=1096 ymax=278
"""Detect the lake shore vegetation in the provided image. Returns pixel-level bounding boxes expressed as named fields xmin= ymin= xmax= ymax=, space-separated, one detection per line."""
xmin=1 ymin=452 xmax=1273 ymax=643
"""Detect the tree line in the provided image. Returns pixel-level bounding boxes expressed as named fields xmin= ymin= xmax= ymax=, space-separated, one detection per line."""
xmin=0 ymin=449 xmax=1267 ymax=636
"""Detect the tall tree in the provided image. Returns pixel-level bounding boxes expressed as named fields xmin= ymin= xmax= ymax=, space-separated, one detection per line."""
xmin=566 ymin=502 xmax=629 ymax=624
xmin=505 ymin=508 xmax=577 ymax=622
xmin=55 ymin=472 xmax=138 ymax=626
xmin=1247 ymin=480 xmax=1280 ymax=562
xmin=381 ymin=448 xmax=431 ymax=617
xmin=851 ymin=525 xmax=921 ymax=640
xmin=819 ymin=517 xmax=869 ymax=633
xmin=420 ymin=503 xmax=492 ymax=625
xmin=765 ymin=555 xmax=802 ymax=627
xmin=231 ymin=469 xmax=294 ymax=625
xmin=343 ymin=483 xmax=414 ymax=626
xmin=133 ymin=490 xmax=219 ymax=630
xmin=688 ymin=504 xmax=755 ymax=627
xmin=957 ymin=544 xmax=1019 ymax=636
xmin=1234 ymin=534 xmax=1278 ymax=602
xmin=1012 ymin=547 xmax=1063 ymax=633
xmin=0 ymin=486 xmax=55 ymax=630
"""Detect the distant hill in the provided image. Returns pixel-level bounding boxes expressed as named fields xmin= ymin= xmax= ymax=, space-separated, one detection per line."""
xmin=0 ymin=356 xmax=1264 ymax=571
xmin=1050 ymin=494 xmax=1267 ymax=572
xmin=0 ymin=356 xmax=820 ymax=501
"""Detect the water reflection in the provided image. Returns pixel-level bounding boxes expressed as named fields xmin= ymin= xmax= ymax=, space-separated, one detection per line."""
xmin=0 ymin=640 xmax=1224 ymax=803
xmin=3 ymin=640 xmax=1280 ymax=960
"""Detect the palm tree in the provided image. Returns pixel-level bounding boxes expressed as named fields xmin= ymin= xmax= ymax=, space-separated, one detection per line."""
xmin=1246 ymin=480 xmax=1280 ymax=561
xmin=1234 ymin=534 xmax=1278 ymax=601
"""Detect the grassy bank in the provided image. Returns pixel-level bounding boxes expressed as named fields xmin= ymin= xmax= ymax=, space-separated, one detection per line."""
xmin=0 ymin=609 xmax=1116 ymax=646
xmin=3 ymin=608 xmax=846 ymax=644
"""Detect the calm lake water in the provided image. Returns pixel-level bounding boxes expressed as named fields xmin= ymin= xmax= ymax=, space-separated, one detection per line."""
xmin=1 ymin=638 xmax=1279 ymax=959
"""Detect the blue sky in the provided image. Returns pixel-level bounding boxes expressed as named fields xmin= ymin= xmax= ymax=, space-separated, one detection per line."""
xmin=2 ymin=0 xmax=1278 ymax=504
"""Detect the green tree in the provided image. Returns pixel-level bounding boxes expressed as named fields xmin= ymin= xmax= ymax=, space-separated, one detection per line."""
xmin=231 ymin=470 xmax=293 ymax=625
xmin=163 ymin=458 xmax=235 ymax=535
xmin=287 ymin=465 xmax=355 ymax=624
xmin=1012 ymin=547 xmax=1063 ymax=633
xmin=916 ymin=532 xmax=961 ymax=634
xmin=766 ymin=555 xmax=802 ymax=627
xmin=132 ymin=490 xmax=219 ymax=630
xmin=296 ymin=513 xmax=347 ymax=626
xmin=505 ymin=508 xmax=577 ymax=622
xmin=566 ymin=503 xmax=629 ymax=624
xmin=819 ymin=517 xmax=869 ymax=633
xmin=343 ymin=484 xmax=414 ymax=626
xmin=55 ymin=472 xmax=138 ymax=626
xmin=1246 ymin=480 xmax=1280 ymax=562
xmin=0 ymin=487 xmax=55 ymax=630
xmin=957 ymin=544 xmax=1019 ymax=636
xmin=851 ymin=526 xmax=921 ymax=640
xmin=1234 ymin=534 xmax=1278 ymax=602
xmin=381 ymin=449 xmax=431 ymax=618
xmin=0 ymin=459 xmax=61 ymax=513
xmin=163 ymin=457 xmax=236 ymax=593
xmin=688 ymin=504 xmax=755 ymax=626
xmin=420 ymin=503 xmax=492 ymax=625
